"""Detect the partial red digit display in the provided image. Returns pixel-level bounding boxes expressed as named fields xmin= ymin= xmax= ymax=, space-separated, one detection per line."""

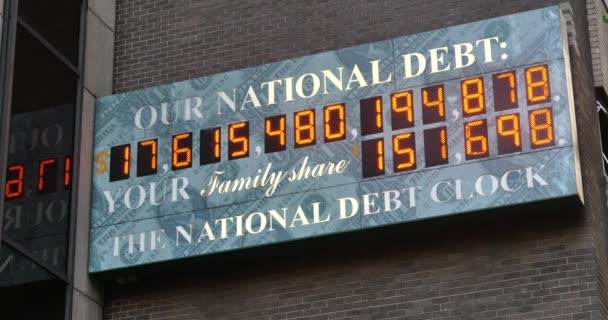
xmin=526 ymin=64 xmax=551 ymax=105
xmin=5 ymin=165 xmax=24 ymax=199
xmin=38 ymin=158 xmax=58 ymax=193
xmin=461 ymin=77 xmax=485 ymax=116
xmin=265 ymin=115 xmax=286 ymax=153
xmin=110 ymin=144 xmax=131 ymax=181
xmin=496 ymin=114 xmax=522 ymax=154
xmin=229 ymin=122 xmax=249 ymax=160
xmin=362 ymin=138 xmax=385 ymax=178
xmin=172 ymin=132 xmax=192 ymax=169
xmin=324 ymin=104 xmax=346 ymax=143
xmin=393 ymin=133 xmax=416 ymax=172
xmin=360 ymin=97 xmax=383 ymax=136
xmin=529 ymin=108 xmax=555 ymax=148
xmin=422 ymin=84 xmax=445 ymax=124
xmin=493 ymin=71 xmax=518 ymax=111
xmin=294 ymin=110 xmax=316 ymax=148
xmin=201 ymin=127 xmax=221 ymax=164
xmin=464 ymin=120 xmax=489 ymax=160
xmin=64 ymin=156 xmax=72 ymax=188
xmin=423 ymin=127 xmax=448 ymax=167
xmin=391 ymin=90 xmax=414 ymax=130
xmin=138 ymin=139 xmax=158 ymax=176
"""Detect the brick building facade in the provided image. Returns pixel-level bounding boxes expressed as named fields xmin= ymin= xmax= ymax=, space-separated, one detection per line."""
xmin=98 ymin=1 xmax=608 ymax=320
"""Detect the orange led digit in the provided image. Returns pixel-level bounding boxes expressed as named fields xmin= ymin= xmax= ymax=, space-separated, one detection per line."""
xmin=360 ymin=97 xmax=384 ymax=135
xmin=228 ymin=122 xmax=249 ymax=160
xmin=422 ymin=84 xmax=445 ymax=124
xmin=391 ymin=90 xmax=414 ymax=130
xmin=362 ymin=138 xmax=385 ymax=178
xmin=496 ymin=114 xmax=522 ymax=154
xmin=110 ymin=144 xmax=131 ymax=181
xmin=265 ymin=115 xmax=287 ymax=153
xmin=461 ymin=77 xmax=485 ymax=116
xmin=201 ymin=127 xmax=222 ymax=164
xmin=424 ymin=127 xmax=449 ymax=167
xmin=294 ymin=109 xmax=316 ymax=147
xmin=526 ymin=65 xmax=551 ymax=104
xmin=493 ymin=71 xmax=518 ymax=111
xmin=38 ymin=158 xmax=58 ymax=193
xmin=138 ymin=139 xmax=158 ymax=176
xmin=393 ymin=133 xmax=416 ymax=172
xmin=5 ymin=165 xmax=24 ymax=199
xmin=529 ymin=108 xmax=555 ymax=148
xmin=64 ymin=156 xmax=72 ymax=188
xmin=324 ymin=104 xmax=345 ymax=142
xmin=464 ymin=120 xmax=489 ymax=159
xmin=172 ymin=132 xmax=193 ymax=169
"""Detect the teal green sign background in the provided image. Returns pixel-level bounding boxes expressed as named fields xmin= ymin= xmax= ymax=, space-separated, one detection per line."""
xmin=90 ymin=6 xmax=581 ymax=272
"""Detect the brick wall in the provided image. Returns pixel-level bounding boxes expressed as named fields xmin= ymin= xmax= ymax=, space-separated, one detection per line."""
xmin=105 ymin=1 xmax=608 ymax=319
xmin=587 ymin=0 xmax=608 ymax=94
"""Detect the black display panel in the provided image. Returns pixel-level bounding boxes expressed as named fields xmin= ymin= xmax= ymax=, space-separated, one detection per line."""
xmin=423 ymin=127 xmax=449 ymax=167
xmin=390 ymin=91 xmax=415 ymax=130
xmin=362 ymin=138 xmax=385 ymax=178
xmin=137 ymin=139 xmax=158 ymax=176
xmin=392 ymin=133 xmax=416 ymax=172
xmin=265 ymin=115 xmax=286 ymax=153
xmin=293 ymin=110 xmax=316 ymax=148
xmin=493 ymin=71 xmax=518 ymax=111
xmin=461 ymin=77 xmax=486 ymax=117
xmin=228 ymin=122 xmax=249 ymax=159
xmin=496 ymin=114 xmax=522 ymax=155
xmin=529 ymin=108 xmax=555 ymax=149
xmin=525 ymin=64 xmax=551 ymax=105
xmin=172 ymin=132 xmax=193 ymax=169
xmin=110 ymin=144 xmax=130 ymax=181
xmin=201 ymin=127 xmax=222 ymax=164
xmin=323 ymin=104 xmax=346 ymax=143
xmin=421 ymin=84 xmax=445 ymax=124
xmin=360 ymin=96 xmax=383 ymax=136
xmin=464 ymin=119 xmax=489 ymax=160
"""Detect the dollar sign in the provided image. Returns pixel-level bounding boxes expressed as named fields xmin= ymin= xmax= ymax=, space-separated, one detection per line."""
xmin=95 ymin=150 xmax=109 ymax=174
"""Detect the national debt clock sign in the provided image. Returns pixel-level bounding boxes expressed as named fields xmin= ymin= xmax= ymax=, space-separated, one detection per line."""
xmin=89 ymin=6 xmax=583 ymax=272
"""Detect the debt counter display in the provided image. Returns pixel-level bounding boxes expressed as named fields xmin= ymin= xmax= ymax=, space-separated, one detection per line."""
xmin=88 ymin=6 xmax=582 ymax=272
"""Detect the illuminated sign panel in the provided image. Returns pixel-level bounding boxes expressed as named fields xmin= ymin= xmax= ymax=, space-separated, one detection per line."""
xmin=89 ymin=6 xmax=582 ymax=272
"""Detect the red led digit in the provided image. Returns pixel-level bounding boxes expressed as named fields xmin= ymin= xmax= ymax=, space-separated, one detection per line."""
xmin=201 ymin=127 xmax=221 ymax=164
xmin=529 ymin=108 xmax=555 ymax=148
xmin=110 ymin=144 xmax=131 ymax=181
xmin=265 ymin=115 xmax=286 ymax=153
xmin=360 ymin=97 xmax=383 ymax=135
xmin=496 ymin=114 xmax=522 ymax=154
xmin=391 ymin=90 xmax=414 ymax=130
xmin=172 ymin=132 xmax=192 ymax=169
xmin=229 ymin=122 xmax=249 ymax=159
xmin=324 ymin=104 xmax=346 ymax=143
xmin=393 ymin=133 xmax=416 ymax=172
xmin=424 ymin=127 xmax=449 ymax=167
xmin=64 ymin=156 xmax=72 ymax=188
xmin=294 ymin=110 xmax=316 ymax=148
xmin=461 ymin=77 xmax=485 ymax=116
xmin=493 ymin=71 xmax=518 ymax=111
xmin=422 ymin=84 xmax=445 ymax=124
xmin=38 ymin=158 xmax=58 ymax=193
xmin=362 ymin=138 xmax=385 ymax=178
xmin=5 ymin=165 xmax=24 ymax=199
xmin=526 ymin=65 xmax=551 ymax=105
xmin=138 ymin=139 xmax=158 ymax=176
xmin=464 ymin=119 xmax=489 ymax=160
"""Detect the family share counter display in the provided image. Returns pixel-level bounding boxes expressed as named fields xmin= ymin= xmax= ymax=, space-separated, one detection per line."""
xmin=89 ymin=6 xmax=582 ymax=272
